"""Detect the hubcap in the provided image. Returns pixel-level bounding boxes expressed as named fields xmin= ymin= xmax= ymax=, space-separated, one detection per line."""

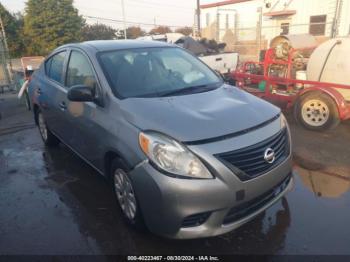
xmin=38 ymin=113 xmax=48 ymax=141
xmin=114 ymin=169 xmax=137 ymax=220
xmin=301 ymin=99 xmax=330 ymax=127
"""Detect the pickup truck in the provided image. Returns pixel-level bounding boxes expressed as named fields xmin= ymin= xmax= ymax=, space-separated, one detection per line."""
xmin=175 ymin=36 xmax=239 ymax=78
xmin=137 ymin=34 xmax=239 ymax=79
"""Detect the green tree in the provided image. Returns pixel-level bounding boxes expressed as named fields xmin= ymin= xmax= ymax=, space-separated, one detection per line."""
xmin=82 ymin=23 xmax=116 ymax=41
xmin=0 ymin=4 xmax=24 ymax=57
xmin=24 ymin=0 xmax=84 ymax=55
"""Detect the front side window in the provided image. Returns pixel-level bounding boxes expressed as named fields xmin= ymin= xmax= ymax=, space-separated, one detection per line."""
xmin=66 ymin=51 xmax=97 ymax=89
xmin=46 ymin=51 xmax=66 ymax=83
xmin=98 ymin=47 xmax=221 ymax=98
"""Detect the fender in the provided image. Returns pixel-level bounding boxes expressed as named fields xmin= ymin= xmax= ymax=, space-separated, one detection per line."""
xmin=297 ymin=87 xmax=350 ymax=120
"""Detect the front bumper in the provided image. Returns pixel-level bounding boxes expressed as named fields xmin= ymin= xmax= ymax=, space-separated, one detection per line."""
xmin=176 ymin=174 xmax=293 ymax=239
xmin=130 ymin=117 xmax=293 ymax=239
xmin=130 ymin=155 xmax=293 ymax=239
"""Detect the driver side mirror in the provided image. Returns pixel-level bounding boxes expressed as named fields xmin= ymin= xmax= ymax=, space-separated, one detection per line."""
xmin=67 ymin=85 xmax=95 ymax=102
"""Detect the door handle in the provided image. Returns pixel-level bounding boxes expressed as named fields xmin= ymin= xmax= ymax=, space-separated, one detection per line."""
xmin=59 ymin=101 xmax=67 ymax=111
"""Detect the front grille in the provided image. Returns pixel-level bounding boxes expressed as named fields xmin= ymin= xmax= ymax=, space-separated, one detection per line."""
xmin=181 ymin=212 xmax=211 ymax=228
xmin=215 ymin=128 xmax=289 ymax=181
xmin=223 ymin=174 xmax=292 ymax=225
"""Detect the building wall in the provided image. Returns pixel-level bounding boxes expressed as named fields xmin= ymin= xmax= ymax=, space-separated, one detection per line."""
xmin=200 ymin=0 xmax=350 ymax=60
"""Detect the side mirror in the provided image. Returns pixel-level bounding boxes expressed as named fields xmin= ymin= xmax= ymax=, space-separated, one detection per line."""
xmin=67 ymin=85 xmax=95 ymax=102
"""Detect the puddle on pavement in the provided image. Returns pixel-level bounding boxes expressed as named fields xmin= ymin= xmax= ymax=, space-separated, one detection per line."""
xmin=293 ymin=152 xmax=350 ymax=199
xmin=294 ymin=166 xmax=350 ymax=198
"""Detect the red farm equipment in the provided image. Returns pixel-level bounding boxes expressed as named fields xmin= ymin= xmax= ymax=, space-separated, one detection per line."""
xmin=231 ymin=35 xmax=350 ymax=131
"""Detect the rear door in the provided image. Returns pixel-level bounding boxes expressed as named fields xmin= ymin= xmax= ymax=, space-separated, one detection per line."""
xmin=40 ymin=50 xmax=69 ymax=138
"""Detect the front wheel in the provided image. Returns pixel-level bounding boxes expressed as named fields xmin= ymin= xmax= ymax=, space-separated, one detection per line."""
xmin=294 ymin=92 xmax=340 ymax=131
xmin=111 ymin=159 xmax=145 ymax=230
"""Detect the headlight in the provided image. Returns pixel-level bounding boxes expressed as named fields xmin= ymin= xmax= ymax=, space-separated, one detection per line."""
xmin=139 ymin=132 xmax=213 ymax=179
xmin=280 ymin=113 xmax=287 ymax=129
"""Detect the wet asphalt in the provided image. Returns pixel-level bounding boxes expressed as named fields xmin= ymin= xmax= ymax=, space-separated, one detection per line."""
xmin=0 ymin=93 xmax=350 ymax=255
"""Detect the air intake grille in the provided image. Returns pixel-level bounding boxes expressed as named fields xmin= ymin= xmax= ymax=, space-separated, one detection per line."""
xmin=215 ymin=128 xmax=289 ymax=181
xmin=181 ymin=212 xmax=211 ymax=228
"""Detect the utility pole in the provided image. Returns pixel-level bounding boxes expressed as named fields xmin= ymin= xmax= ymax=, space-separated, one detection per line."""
xmin=332 ymin=0 xmax=342 ymax=38
xmin=256 ymin=7 xmax=263 ymax=60
xmin=196 ymin=0 xmax=201 ymax=37
xmin=216 ymin=11 xmax=220 ymax=41
xmin=121 ymin=0 xmax=127 ymax=39
xmin=0 ymin=15 xmax=12 ymax=86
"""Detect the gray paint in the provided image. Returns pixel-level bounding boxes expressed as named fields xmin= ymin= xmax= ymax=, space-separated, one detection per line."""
xmin=29 ymin=40 xmax=293 ymax=239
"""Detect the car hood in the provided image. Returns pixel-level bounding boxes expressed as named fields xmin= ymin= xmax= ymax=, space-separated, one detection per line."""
xmin=120 ymin=85 xmax=280 ymax=143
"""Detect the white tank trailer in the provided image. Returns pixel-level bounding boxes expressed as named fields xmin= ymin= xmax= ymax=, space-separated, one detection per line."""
xmin=307 ymin=38 xmax=350 ymax=101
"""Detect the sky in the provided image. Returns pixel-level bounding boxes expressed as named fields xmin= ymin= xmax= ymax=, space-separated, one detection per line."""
xmin=1 ymin=0 xmax=216 ymax=30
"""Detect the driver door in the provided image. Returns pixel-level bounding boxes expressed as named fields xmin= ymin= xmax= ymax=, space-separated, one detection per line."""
xmin=64 ymin=49 xmax=104 ymax=167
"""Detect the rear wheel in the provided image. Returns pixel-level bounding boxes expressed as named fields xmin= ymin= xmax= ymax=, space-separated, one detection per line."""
xmin=24 ymin=90 xmax=31 ymax=111
xmin=295 ymin=92 xmax=340 ymax=131
xmin=36 ymin=110 xmax=60 ymax=147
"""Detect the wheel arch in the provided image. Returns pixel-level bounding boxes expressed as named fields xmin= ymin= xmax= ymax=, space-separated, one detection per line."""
xmin=104 ymin=150 xmax=132 ymax=179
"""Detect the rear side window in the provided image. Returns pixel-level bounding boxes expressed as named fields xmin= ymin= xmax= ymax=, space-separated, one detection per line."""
xmin=46 ymin=51 xmax=66 ymax=83
xmin=66 ymin=51 xmax=96 ymax=89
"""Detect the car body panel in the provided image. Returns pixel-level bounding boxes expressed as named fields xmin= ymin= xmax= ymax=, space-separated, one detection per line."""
xmin=28 ymin=40 xmax=293 ymax=239
xmin=120 ymin=84 xmax=280 ymax=142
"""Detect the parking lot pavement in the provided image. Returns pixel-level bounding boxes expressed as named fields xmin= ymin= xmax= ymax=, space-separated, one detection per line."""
xmin=1 ymin=93 xmax=350 ymax=255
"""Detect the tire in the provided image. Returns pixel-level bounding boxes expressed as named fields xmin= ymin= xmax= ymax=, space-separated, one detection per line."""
xmin=36 ymin=109 xmax=60 ymax=147
xmin=294 ymin=92 xmax=340 ymax=131
xmin=110 ymin=158 xmax=145 ymax=230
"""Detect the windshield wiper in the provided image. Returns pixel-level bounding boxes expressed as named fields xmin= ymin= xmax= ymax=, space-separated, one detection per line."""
xmin=160 ymin=84 xmax=220 ymax=97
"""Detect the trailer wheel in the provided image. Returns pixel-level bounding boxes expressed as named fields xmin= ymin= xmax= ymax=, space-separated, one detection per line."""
xmin=295 ymin=92 xmax=340 ymax=131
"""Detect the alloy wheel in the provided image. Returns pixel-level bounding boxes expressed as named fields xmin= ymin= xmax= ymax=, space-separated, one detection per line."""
xmin=113 ymin=168 xmax=137 ymax=221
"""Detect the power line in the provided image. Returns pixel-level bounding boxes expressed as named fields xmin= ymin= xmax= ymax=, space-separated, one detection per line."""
xmin=77 ymin=0 xmax=194 ymax=13
xmin=84 ymin=15 xmax=189 ymax=28
xmin=79 ymin=6 xmax=191 ymax=25
xmin=126 ymin=0 xmax=195 ymax=11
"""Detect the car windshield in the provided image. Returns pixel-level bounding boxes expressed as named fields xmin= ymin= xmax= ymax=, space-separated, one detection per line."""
xmin=98 ymin=47 xmax=222 ymax=98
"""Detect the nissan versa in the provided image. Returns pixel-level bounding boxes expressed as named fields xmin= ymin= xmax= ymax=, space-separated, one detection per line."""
xmin=28 ymin=40 xmax=293 ymax=239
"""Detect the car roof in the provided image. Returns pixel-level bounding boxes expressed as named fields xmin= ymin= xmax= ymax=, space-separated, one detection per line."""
xmin=60 ymin=40 xmax=175 ymax=53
